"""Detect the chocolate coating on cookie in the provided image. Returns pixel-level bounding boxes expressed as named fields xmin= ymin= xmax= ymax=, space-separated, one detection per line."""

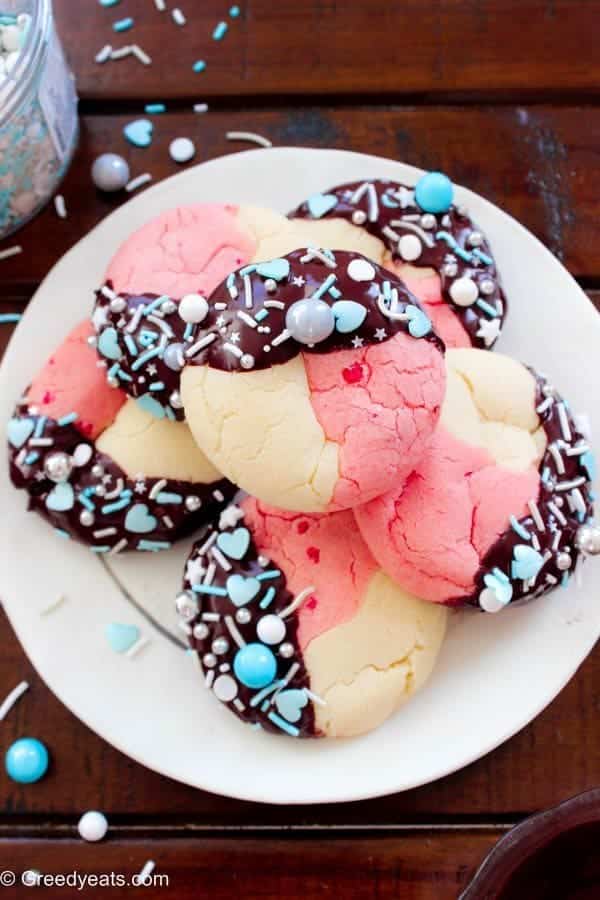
xmin=93 ymin=286 xmax=189 ymax=421
xmin=179 ymin=496 xmax=317 ymax=737
xmin=469 ymin=374 xmax=595 ymax=611
xmin=184 ymin=248 xmax=444 ymax=372
xmin=290 ymin=178 xmax=506 ymax=350
xmin=8 ymin=403 xmax=235 ymax=553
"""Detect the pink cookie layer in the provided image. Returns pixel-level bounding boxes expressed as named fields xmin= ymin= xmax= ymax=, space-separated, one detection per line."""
xmin=241 ymin=498 xmax=377 ymax=650
xmin=303 ymin=331 xmax=446 ymax=511
xmin=355 ymin=426 xmax=540 ymax=604
xmin=106 ymin=204 xmax=257 ymax=297
xmin=27 ymin=321 xmax=125 ymax=440
xmin=388 ymin=261 xmax=471 ymax=349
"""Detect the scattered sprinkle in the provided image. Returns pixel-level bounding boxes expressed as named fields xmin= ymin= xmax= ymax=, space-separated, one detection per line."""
xmin=169 ymin=136 xmax=196 ymax=163
xmin=126 ymin=172 xmax=153 ymax=193
xmin=226 ymin=131 xmax=272 ymax=148
xmin=0 ymin=245 xmax=22 ymax=261
xmin=154 ymin=0 xmax=166 ymax=10
xmin=192 ymin=59 xmax=206 ymax=73
xmin=213 ymin=21 xmax=228 ymax=40
xmin=229 ymin=5 xmax=240 ymax=16
xmin=100 ymin=0 xmax=121 ymax=6
xmin=78 ymin=811 xmax=108 ymax=843
xmin=131 ymin=44 xmax=152 ymax=65
xmin=172 ymin=7 xmax=186 ymax=25
xmin=110 ymin=44 xmax=133 ymax=60
xmin=0 ymin=681 xmax=29 ymax=721
xmin=54 ymin=194 xmax=67 ymax=219
xmin=137 ymin=861 xmax=156 ymax=885
xmin=113 ymin=16 xmax=134 ymax=32
xmin=193 ymin=102 xmax=209 ymax=113
xmin=144 ymin=103 xmax=166 ymax=114
xmin=95 ymin=44 xmax=113 ymax=64
xmin=40 ymin=595 xmax=66 ymax=616
xmin=125 ymin=636 xmax=151 ymax=659
xmin=0 ymin=313 xmax=22 ymax=324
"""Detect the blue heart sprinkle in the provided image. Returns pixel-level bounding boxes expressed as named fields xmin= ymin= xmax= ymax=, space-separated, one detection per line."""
xmin=275 ymin=689 xmax=308 ymax=723
xmin=332 ymin=300 xmax=367 ymax=334
xmin=217 ymin=527 xmax=251 ymax=560
xmin=581 ymin=450 xmax=597 ymax=482
xmin=125 ymin=503 xmax=158 ymax=534
xmin=511 ymin=544 xmax=545 ymax=581
xmin=136 ymin=394 xmax=166 ymax=420
xmin=7 ymin=417 xmax=34 ymax=448
xmin=123 ymin=118 xmax=153 ymax=148
xmin=307 ymin=192 xmax=337 ymax=219
xmin=255 ymin=258 xmax=290 ymax=282
xmin=105 ymin=622 xmax=141 ymax=654
xmin=483 ymin=573 xmax=513 ymax=607
xmin=97 ymin=327 xmax=122 ymax=361
xmin=405 ymin=304 xmax=432 ymax=338
xmin=226 ymin=574 xmax=261 ymax=607
xmin=46 ymin=481 xmax=75 ymax=512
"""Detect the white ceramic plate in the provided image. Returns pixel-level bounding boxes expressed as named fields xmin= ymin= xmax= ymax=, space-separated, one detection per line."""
xmin=1 ymin=148 xmax=599 ymax=805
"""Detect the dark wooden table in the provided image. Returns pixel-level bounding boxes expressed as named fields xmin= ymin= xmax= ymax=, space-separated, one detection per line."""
xmin=1 ymin=2 xmax=600 ymax=896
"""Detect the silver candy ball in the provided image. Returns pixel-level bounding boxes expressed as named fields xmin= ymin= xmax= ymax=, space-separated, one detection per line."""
xmin=285 ymin=298 xmax=335 ymax=345
xmin=161 ymin=299 xmax=177 ymax=316
xmin=352 ymin=210 xmax=367 ymax=225
xmin=556 ymin=551 xmax=572 ymax=571
xmin=193 ymin=622 xmax=209 ymax=640
xmin=576 ymin=524 xmax=600 ymax=556
xmin=163 ymin=342 xmax=185 ymax=372
xmin=87 ymin=335 xmax=97 ymax=347
xmin=480 ymin=278 xmax=496 ymax=296
xmin=264 ymin=278 xmax=277 ymax=294
xmin=175 ymin=590 xmax=199 ymax=621
xmin=240 ymin=353 xmax=255 ymax=370
xmin=91 ymin=463 xmax=104 ymax=478
xmin=443 ymin=263 xmax=458 ymax=278
xmin=107 ymin=376 xmax=119 ymax=389
xmin=43 ymin=451 xmax=73 ymax=483
xmin=467 ymin=231 xmax=484 ymax=247
xmin=169 ymin=390 xmax=183 ymax=410
xmin=420 ymin=213 xmax=437 ymax=230
xmin=212 ymin=637 xmax=229 ymax=655
xmin=236 ymin=608 xmax=251 ymax=625
xmin=91 ymin=153 xmax=130 ymax=192
xmin=94 ymin=484 xmax=106 ymax=497
xmin=110 ymin=297 xmax=127 ymax=314
xmin=185 ymin=495 xmax=201 ymax=512
xmin=79 ymin=510 xmax=95 ymax=527
xmin=203 ymin=653 xmax=217 ymax=668
xmin=279 ymin=642 xmax=295 ymax=659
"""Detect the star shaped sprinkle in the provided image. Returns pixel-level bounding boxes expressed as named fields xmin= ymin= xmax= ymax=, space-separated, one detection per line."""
xmin=292 ymin=276 xmax=306 ymax=287
xmin=185 ymin=557 xmax=206 ymax=586
xmin=219 ymin=505 xmax=245 ymax=530
xmin=34 ymin=471 xmax=46 ymax=482
xmin=102 ymin=473 xmax=113 ymax=485
xmin=476 ymin=317 xmax=502 ymax=347
xmin=216 ymin=315 xmax=226 ymax=328
xmin=135 ymin=480 xmax=147 ymax=494
xmin=147 ymin=363 xmax=158 ymax=376
xmin=374 ymin=328 xmax=387 ymax=342
xmin=351 ymin=336 xmax=364 ymax=349
xmin=230 ymin=331 xmax=241 ymax=344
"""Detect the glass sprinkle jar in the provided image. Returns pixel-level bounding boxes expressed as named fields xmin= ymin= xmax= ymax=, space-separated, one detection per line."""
xmin=0 ymin=0 xmax=78 ymax=240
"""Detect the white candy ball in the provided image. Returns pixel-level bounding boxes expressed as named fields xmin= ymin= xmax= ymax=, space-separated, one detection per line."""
xmin=169 ymin=137 xmax=196 ymax=164
xmin=213 ymin=674 xmax=238 ymax=702
xmin=179 ymin=293 xmax=208 ymax=324
xmin=91 ymin=154 xmax=130 ymax=193
xmin=478 ymin=587 xmax=505 ymax=614
xmin=78 ymin=811 xmax=108 ymax=843
xmin=398 ymin=234 xmax=422 ymax=262
xmin=2 ymin=25 xmax=20 ymax=53
xmin=256 ymin=614 xmax=286 ymax=645
xmin=449 ymin=276 xmax=479 ymax=307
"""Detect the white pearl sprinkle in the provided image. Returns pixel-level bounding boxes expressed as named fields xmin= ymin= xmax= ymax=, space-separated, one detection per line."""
xmin=398 ymin=233 xmax=422 ymax=261
xmin=179 ymin=293 xmax=208 ymax=324
xmin=169 ymin=137 xmax=196 ymax=164
xmin=213 ymin=674 xmax=238 ymax=702
xmin=257 ymin=614 xmax=286 ymax=645
xmin=449 ymin=276 xmax=479 ymax=307
xmin=78 ymin=811 xmax=108 ymax=843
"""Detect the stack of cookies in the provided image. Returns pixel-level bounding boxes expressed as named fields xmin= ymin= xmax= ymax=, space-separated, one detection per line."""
xmin=8 ymin=172 xmax=599 ymax=740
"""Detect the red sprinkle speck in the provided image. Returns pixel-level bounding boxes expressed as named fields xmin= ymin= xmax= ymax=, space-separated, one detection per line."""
xmin=297 ymin=520 xmax=309 ymax=534
xmin=342 ymin=362 xmax=363 ymax=384
xmin=306 ymin=546 xmax=320 ymax=563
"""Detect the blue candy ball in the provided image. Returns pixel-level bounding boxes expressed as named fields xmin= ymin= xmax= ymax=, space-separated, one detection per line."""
xmin=414 ymin=171 xmax=454 ymax=214
xmin=234 ymin=643 xmax=277 ymax=689
xmin=91 ymin=153 xmax=130 ymax=192
xmin=6 ymin=738 xmax=49 ymax=784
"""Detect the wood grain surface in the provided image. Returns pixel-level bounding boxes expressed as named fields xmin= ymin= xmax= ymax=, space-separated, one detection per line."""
xmin=1 ymin=2 xmax=600 ymax=897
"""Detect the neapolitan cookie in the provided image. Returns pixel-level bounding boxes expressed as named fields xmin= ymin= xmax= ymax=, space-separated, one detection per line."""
xmin=177 ymin=495 xmax=447 ymax=738
xmin=355 ymin=349 xmax=600 ymax=611
xmin=179 ymin=247 xmax=446 ymax=513
xmin=289 ymin=172 xmax=507 ymax=350
xmin=93 ymin=203 xmax=309 ymax=420
xmin=7 ymin=321 xmax=234 ymax=553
